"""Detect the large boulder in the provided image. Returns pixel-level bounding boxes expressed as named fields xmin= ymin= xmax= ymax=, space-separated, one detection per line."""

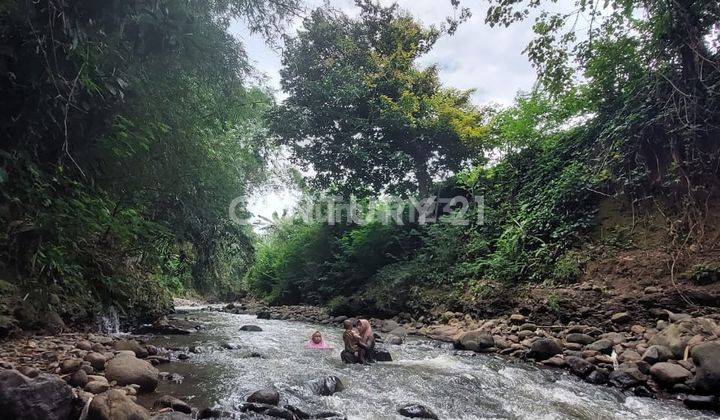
xmin=641 ymin=345 xmax=672 ymax=365
xmin=649 ymin=362 xmax=692 ymax=385
xmin=246 ymin=388 xmax=280 ymax=406
xmin=454 ymin=330 xmax=494 ymax=352
xmin=0 ymin=369 xmax=75 ymax=420
xmin=529 ymin=339 xmax=562 ymax=360
xmin=113 ymin=340 xmax=149 ymax=358
xmin=308 ymin=376 xmax=345 ymax=396
xmin=397 ymin=403 xmax=439 ymax=419
xmin=691 ymin=341 xmax=720 ymax=393
xmin=648 ymin=317 xmax=719 ymax=358
xmin=88 ymin=389 xmax=149 ymax=420
xmin=105 ymin=353 xmax=159 ymax=392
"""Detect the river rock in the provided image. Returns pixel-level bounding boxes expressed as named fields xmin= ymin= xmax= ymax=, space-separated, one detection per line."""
xmin=611 ymin=312 xmax=632 ymax=324
xmin=641 ymin=345 xmax=672 ymax=364
xmin=84 ymin=352 xmax=107 ymax=371
xmin=241 ymin=403 xmax=297 ymax=419
xmin=60 ymin=358 xmax=83 ymax=374
xmin=648 ymin=317 xmax=719 ymax=358
xmin=609 ymin=362 xmax=648 ymax=389
xmin=17 ymin=366 xmax=40 ymax=378
xmin=519 ymin=323 xmax=537 ymax=332
xmin=585 ymin=339 xmax=612 ymax=354
xmin=565 ymin=356 xmax=594 ymax=377
xmin=683 ymin=394 xmax=719 ymax=410
xmin=424 ymin=325 xmax=461 ymax=342
xmin=105 ymin=353 xmax=159 ymax=392
xmin=76 ymin=340 xmax=93 ymax=351
xmin=381 ymin=320 xmax=400 ymax=333
xmin=690 ymin=341 xmax=720 ymax=393
xmin=88 ymin=389 xmax=150 ymax=420
xmin=455 ymin=330 xmax=494 ymax=352
xmin=529 ymin=339 xmax=562 ymax=360
xmin=585 ymin=369 xmax=609 ymax=385
xmin=372 ymin=346 xmax=393 ymax=362
xmin=509 ymin=314 xmax=525 ymax=324
xmin=68 ymin=369 xmax=89 ymax=387
xmin=389 ymin=326 xmax=407 ymax=337
xmin=154 ymin=395 xmax=193 ymax=413
xmin=113 ymin=340 xmax=149 ymax=358
xmin=649 ymin=362 xmax=692 ymax=385
xmin=135 ymin=319 xmax=191 ymax=335
xmin=308 ymin=376 xmax=345 ymax=396
xmin=0 ymin=369 xmax=75 ymax=420
xmin=247 ymin=388 xmax=280 ymax=405
xmin=397 ymin=403 xmax=439 ymax=419
xmin=85 ymin=381 xmax=110 ymax=394
xmin=566 ymin=333 xmax=594 ymax=345
xmin=387 ymin=336 xmax=404 ymax=345
xmin=240 ymin=325 xmax=263 ymax=332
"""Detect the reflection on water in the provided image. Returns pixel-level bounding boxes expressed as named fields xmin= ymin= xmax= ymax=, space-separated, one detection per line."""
xmin=139 ymin=308 xmax=717 ymax=420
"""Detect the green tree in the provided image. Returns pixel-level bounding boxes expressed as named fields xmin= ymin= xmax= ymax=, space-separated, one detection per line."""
xmin=273 ymin=1 xmax=484 ymax=196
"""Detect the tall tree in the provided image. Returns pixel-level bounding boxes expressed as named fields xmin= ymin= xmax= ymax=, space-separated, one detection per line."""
xmin=273 ymin=1 xmax=484 ymax=197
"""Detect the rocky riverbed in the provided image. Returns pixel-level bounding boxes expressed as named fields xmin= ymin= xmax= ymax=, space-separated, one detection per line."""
xmin=0 ymin=300 xmax=718 ymax=419
xmin=221 ymin=300 xmax=720 ymax=412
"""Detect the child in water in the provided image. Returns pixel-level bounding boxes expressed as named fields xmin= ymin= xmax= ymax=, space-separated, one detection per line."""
xmin=305 ymin=330 xmax=333 ymax=349
xmin=341 ymin=319 xmax=366 ymax=363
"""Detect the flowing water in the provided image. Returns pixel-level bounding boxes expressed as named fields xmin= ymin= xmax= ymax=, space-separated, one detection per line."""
xmin=140 ymin=307 xmax=717 ymax=420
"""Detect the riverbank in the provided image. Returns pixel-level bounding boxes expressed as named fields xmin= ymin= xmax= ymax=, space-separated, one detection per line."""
xmin=0 ymin=294 xmax=718 ymax=419
xmin=220 ymin=294 xmax=720 ymax=412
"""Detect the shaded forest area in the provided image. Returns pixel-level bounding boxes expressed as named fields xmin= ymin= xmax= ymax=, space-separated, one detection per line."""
xmin=1 ymin=0 xmax=719 ymax=333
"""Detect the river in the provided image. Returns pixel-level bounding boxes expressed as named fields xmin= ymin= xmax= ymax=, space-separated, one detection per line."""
xmin=139 ymin=307 xmax=717 ymax=419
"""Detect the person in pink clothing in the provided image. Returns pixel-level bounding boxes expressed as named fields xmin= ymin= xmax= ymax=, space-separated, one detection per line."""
xmin=305 ymin=331 xmax=333 ymax=349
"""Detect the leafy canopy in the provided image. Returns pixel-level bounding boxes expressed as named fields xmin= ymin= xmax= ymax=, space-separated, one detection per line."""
xmin=273 ymin=0 xmax=485 ymax=196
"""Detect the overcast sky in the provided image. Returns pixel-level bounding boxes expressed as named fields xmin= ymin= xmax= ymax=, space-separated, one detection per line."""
xmin=227 ymin=0 xmax=542 ymax=229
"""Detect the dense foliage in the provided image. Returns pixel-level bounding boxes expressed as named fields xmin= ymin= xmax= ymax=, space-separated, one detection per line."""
xmin=0 ymin=0 xmax=299 ymax=327
xmin=2 ymin=0 xmax=718 ymax=325
xmin=247 ymin=0 xmax=720 ymax=315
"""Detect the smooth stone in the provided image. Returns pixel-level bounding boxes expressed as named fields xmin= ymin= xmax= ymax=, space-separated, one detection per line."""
xmin=88 ymin=389 xmax=150 ymax=420
xmin=641 ymin=345 xmax=672 ymax=364
xmin=105 ymin=353 xmax=159 ymax=392
xmin=649 ymin=362 xmax=692 ymax=385
xmin=566 ymin=333 xmax=594 ymax=345
xmin=529 ymin=339 xmax=562 ymax=360
xmin=239 ymin=325 xmax=263 ymax=332
xmin=397 ymin=403 xmax=439 ymax=419
xmin=247 ymin=388 xmax=280 ymax=406
xmin=153 ymin=395 xmax=193 ymax=414
xmin=113 ymin=340 xmax=149 ymax=358
xmin=308 ymin=376 xmax=345 ymax=396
